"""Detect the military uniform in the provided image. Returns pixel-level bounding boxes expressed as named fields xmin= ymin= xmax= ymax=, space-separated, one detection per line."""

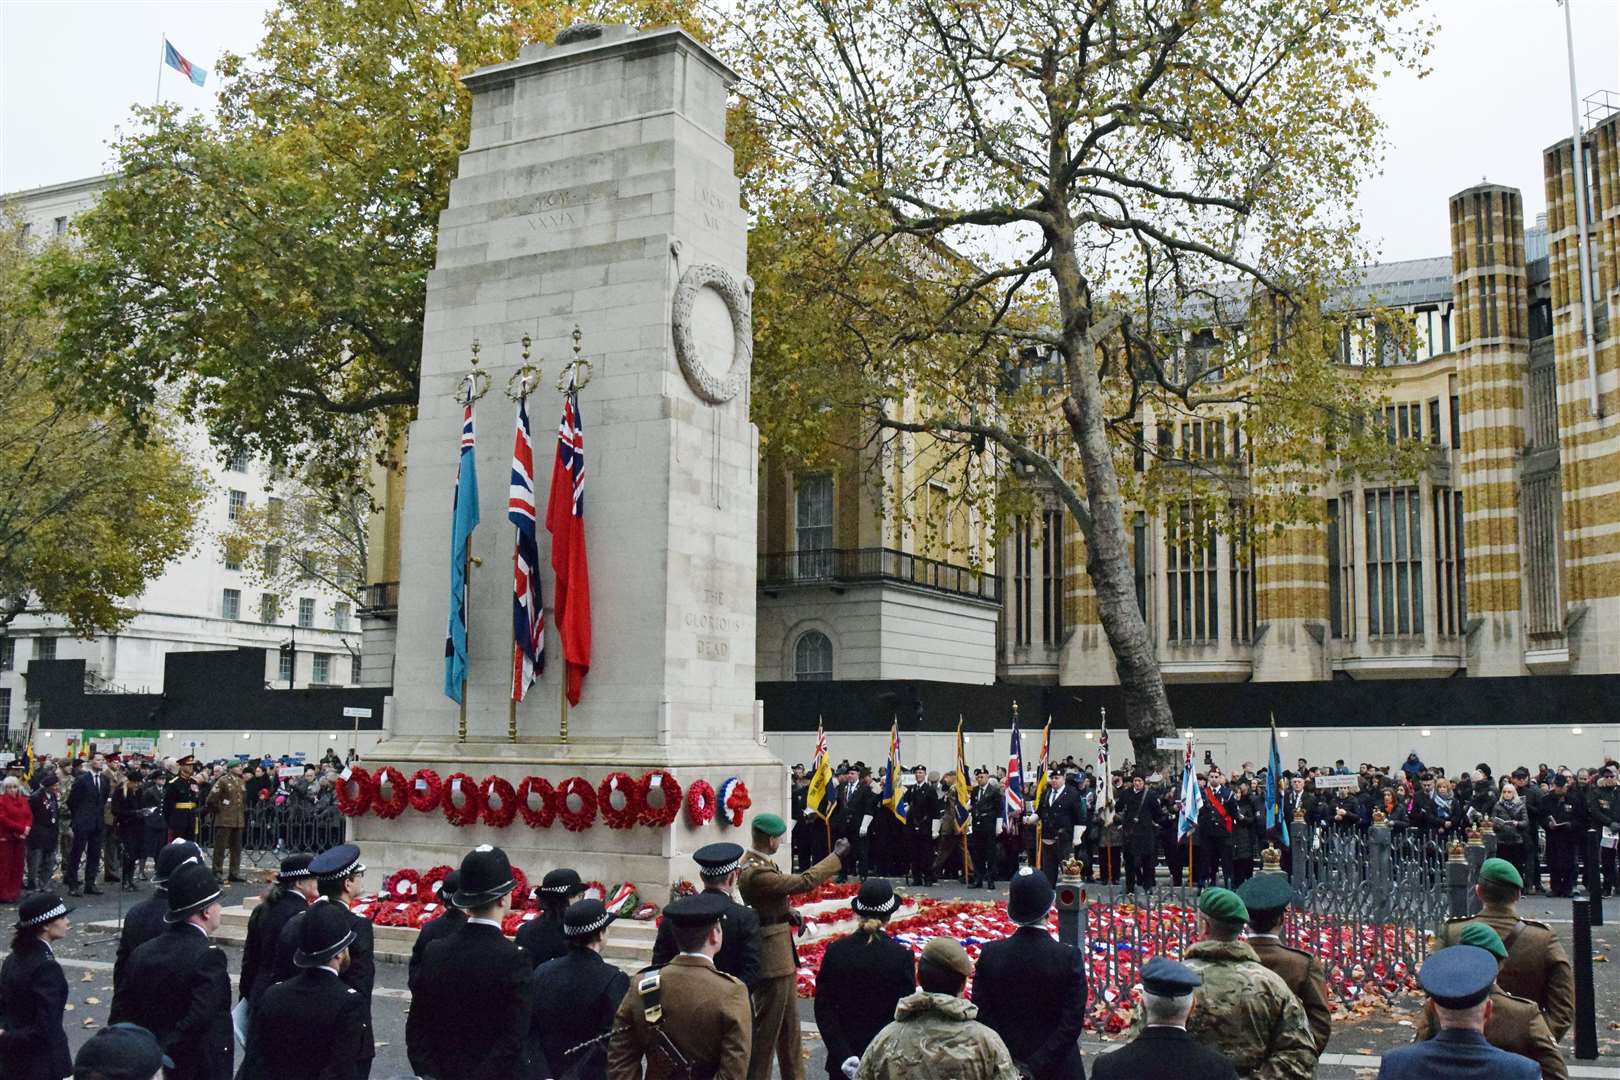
xmin=651 ymin=888 xmax=761 ymax=986
xmin=1180 ymin=939 xmax=1316 ymax=1080
xmin=607 ymin=954 xmax=751 ymax=1080
xmin=737 ymin=832 xmax=842 ymax=1080
xmin=164 ymin=761 xmax=204 ymax=842
xmin=1379 ymin=944 xmax=1538 ymax=1080
xmin=1413 ymin=987 xmax=1566 ymax=1080
xmin=854 ymin=991 xmax=1021 ymax=1080
xmin=1245 ymin=936 xmax=1332 ymax=1055
xmin=1437 ymin=913 xmax=1574 ymax=1040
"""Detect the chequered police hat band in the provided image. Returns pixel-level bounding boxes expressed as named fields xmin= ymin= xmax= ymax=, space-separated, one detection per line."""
xmin=277 ymin=865 xmax=315 ymax=881
xmin=698 ymin=857 xmax=741 ymax=877
xmin=564 ymin=911 xmax=613 ymax=937
xmin=19 ymin=901 xmax=68 ymax=928
xmin=540 ymin=881 xmax=580 ymax=894
xmin=852 ymin=894 xmax=900 ymax=916
xmin=316 ymin=857 xmax=366 ymax=882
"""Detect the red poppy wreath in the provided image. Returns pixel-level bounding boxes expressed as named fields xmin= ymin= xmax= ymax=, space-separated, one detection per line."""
xmin=371 ymin=766 xmax=409 ymax=820
xmin=383 ymin=867 xmax=420 ymax=902
xmin=637 ymin=771 xmax=682 ymax=827
xmin=442 ymin=772 xmax=482 ymax=827
xmin=517 ymin=776 xmax=556 ymax=829
xmin=598 ymin=772 xmax=642 ymax=829
xmin=685 ymin=779 xmax=716 ymax=827
xmin=480 ymin=775 xmax=519 ymax=829
xmin=408 ymin=769 xmax=444 ymax=813
xmin=335 ymin=766 xmax=374 ymax=817
xmin=555 ymin=776 xmax=597 ymax=832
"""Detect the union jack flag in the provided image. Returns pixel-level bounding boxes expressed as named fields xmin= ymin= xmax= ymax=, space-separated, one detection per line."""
xmin=1004 ymin=720 xmax=1024 ymax=822
xmin=545 ymin=371 xmax=592 ymax=705
xmin=509 ymin=397 xmax=544 ymax=701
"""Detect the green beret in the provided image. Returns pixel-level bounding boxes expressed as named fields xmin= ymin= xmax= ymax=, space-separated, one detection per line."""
xmin=1478 ymin=857 xmax=1523 ymax=890
xmin=1236 ymin=874 xmax=1294 ymax=914
xmin=751 ymin=812 xmax=787 ymax=837
xmin=1457 ymin=922 xmax=1508 ymax=961
xmin=1198 ymin=887 xmax=1249 ymax=925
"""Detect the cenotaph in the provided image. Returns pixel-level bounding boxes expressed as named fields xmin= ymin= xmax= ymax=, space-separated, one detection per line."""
xmin=353 ymin=24 xmax=780 ymax=899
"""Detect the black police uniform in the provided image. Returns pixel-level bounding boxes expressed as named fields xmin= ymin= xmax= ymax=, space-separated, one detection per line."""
xmin=240 ymin=968 xmax=371 ymax=1080
xmin=515 ymin=908 xmax=569 ymax=967
xmin=0 ymin=935 xmax=72 ymax=1080
xmin=109 ymin=923 xmax=234 ymax=1080
xmin=811 ymin=926 xmax=915 ymax=1078
xmin=974 ymin=925 xmax=1088 ymax=1080
xmin=408 ymin=906 xmax=465 ymax=987
xmin=528 ymin=945 xmax=630 ymax=1077
xmin=407 ymin=920 xmax=534 ymax=1080
xmin=272 ymin=896 xmax=375 ymax=1060
xmin=649 ymin=889 xmax=762 ymax=986
xmin=114 ymin=891 xmax=168 ymax=993
xmin=240 ymin=888 xmax=308 ymax=1004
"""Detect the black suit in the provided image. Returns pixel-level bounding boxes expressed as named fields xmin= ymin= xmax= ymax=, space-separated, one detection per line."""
xmin=109 ymin=923 xmax=233 ymax=1080
xmin=904 ymin=782 xmax=942 ymax=885
xmin=1036 ymin=784 xmax=1083 ymax=885
xmin=408 ymin=908 xmax=465 ymax=987
xmin=528 ymin=948 xmax=629 ymax=1079
xmin=241 ymin=889 xmax=307 ymax=1005
xmin=239 ymin=969 xmax=371 ymax=1080
xmin=0 ymin=938 xmax=72 ymax=1080
xmin=113 ymin=892 xmax=168 ymax=993
xmin=812 ymin=930 xmax=915 ymax=1077
xmin=1090 ymin=1026 xmax=1238 ymax=1080
xmin=273 ymin=897 xmax=375 ymax=1073
xmin=973 ymin=926 xmax=1086 ymax=1080
xmin=1116 ymin=788 xmax=1159 ymax=891
xmin=650 ymin=888 xmax=762 ymax=986
xmin=407 ymin=921 xmax=534 ymax=1080
xmin=970 ymin=783 xmax=1003 ymax=886
xmin=66 ymin=768 xmax=109 ymax=887
xmin=515 ymin=909 xmax=568 ymax=968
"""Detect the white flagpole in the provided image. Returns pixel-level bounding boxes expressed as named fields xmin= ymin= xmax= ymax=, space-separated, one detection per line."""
xmin=155 ymin=33 xmax=165 ymax=106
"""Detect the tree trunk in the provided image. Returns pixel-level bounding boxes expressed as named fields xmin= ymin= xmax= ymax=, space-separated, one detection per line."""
xmin=1048 ymin=218 xmax=1179 ymax=771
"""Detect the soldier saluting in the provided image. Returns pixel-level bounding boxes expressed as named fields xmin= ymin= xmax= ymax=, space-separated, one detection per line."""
xmin=738 ymin=812 xmax=847 ymax=1080
xmin=652 ymin=842 xmax=761 ymax=987
xmin=607 ymin=891 xmax=752 ymax=1080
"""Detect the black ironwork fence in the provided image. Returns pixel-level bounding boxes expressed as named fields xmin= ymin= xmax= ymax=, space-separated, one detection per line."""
xmin=759 ymin=547 xmax=1001 ymax=603
xmin=198 ymin=803 xmax=347 ymax=868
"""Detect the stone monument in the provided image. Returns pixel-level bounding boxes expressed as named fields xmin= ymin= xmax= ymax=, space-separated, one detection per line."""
xmin=353 ymin=24 xmax=780 ymax=899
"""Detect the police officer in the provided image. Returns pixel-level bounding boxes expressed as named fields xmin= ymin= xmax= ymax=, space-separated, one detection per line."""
xmin=408 ymin=869 xmax=464 ymax=987
xmin=813 ymin=879 xmax=916 ymax=1080
xmin=407 ymin=845 xmax=533 ymax=1080
xmin=109 ymin=862 xmax=234 ymax=1080
xmin=973 ymin=868 xmax=1086 ymax=1080
xmin=1092 ymin=959 xmax=1237 ymax=1080
xmin=114 ymin=838 xmax=203 ymax=993
xmin=0 ymin=892 xmax=74 ymax=1080
xmin=239 ymin=854 xmax=315 ymax=1006
xmin=530 ymin=898 xmax=630 ymax=1078
xmin=164 ymin=756 xmax=204 ymax=843
xmin=1435 ymin=856 xmax=1574 ymax=1041
xmin=516 ymin=866 xmax=586 ymax=967
xmin=606 ymin=891 xmax=753 ymax=1080
xmin=1377 ymin=945 xmax=1539 ymax=1080
xmin=738 ymin=812 xmax=847 ymax=1080
xmin=651 ymin=842 xmax=761 ymax=986
xmin=1237 ymin=874 xmax=1331 ymax=1059
xmin=1414 ymin=924 xmax=1565 ymax=1080
xmin=1177 ymin=887 xmax=1315 ymax=1080
xmin=73 ymin=1022 xmax=174 ymax=1080
xmin=272 ymin=843 xmax=375 ymax=1077
xmin=240 ymin=901 xmax=372 ymax=1080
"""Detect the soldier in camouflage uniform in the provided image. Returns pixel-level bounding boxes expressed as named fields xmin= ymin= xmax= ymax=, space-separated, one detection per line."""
xmin=1415 ymin=923 xmax=1567 ymax=1080
xmin=1180 ymin=888 xmax=1316 ymax=1080
xmin=855 ymin=937 xmax=1019 ymax=1080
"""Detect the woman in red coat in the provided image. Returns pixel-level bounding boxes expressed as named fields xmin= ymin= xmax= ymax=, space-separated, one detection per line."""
xmin=0 ymin=775 xmax=33 ymax=903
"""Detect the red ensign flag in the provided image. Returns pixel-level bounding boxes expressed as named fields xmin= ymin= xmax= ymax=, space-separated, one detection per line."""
xmin=545 ymin=375 xmax=592 ymax=705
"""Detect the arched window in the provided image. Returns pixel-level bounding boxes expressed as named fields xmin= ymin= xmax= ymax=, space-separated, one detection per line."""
xmin=794 ymin=631 xmax=833 ymax=681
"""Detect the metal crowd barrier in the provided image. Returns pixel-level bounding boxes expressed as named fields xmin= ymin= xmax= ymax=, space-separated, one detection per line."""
xmin=198 ymin=802 xmax=348 ymax=868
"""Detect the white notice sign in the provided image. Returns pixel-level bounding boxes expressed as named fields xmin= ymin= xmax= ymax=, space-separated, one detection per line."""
xmin=1312 ymin=773 xmax=1362 ymax=790
xmin=1155 ymin=737 xmax=1187 ymax=750
xmin=342 ymin=706 xmax=373 ymax=719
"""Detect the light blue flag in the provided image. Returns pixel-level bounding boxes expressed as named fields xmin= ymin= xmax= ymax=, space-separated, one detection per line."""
xmin=1266 ymin=715 xmax=1288 ymax=847
xmin=1177 ymin=759 xmax=1203 ymax=841
xmin=444 ymin=402 xmax=480 ymax=702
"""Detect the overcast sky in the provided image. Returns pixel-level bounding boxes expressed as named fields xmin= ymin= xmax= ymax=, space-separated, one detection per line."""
xmin=2 ymin=0 xmax=1616 ymax=263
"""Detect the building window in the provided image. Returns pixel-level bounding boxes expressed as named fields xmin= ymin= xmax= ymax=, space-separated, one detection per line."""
xmin=1383 ymin=403 xmax=1423 ymax=444
xmin=277 ymin=648 xmax=294 ymax=684
xmin=0 ymin=687 xmax=9 ymax=742
xmin=225 ymin=549 xmax=242 ymax=571
xmin=297 ymin=550 xmax=319 ymax=579
xmin=0 ymin=637 xmax=12 ymax=671
xmin=260 ymin=592 xmax=279 ymax=624
xmin=222 ymin=589 xmax=241 ymax=621
xmin=312 ymin=654 xmax=331 ymax=684
xmin=1365 ymin=487 xmax=1423 ymax=637
xmin=1012 ymin=516 xmax=1032 ymax=647
xmin=36 ymin=637 xmax=55 ymax=662
xmin=1427 ymin=399 xmax=1442 ymax=446
xmin=794 ymin=631 xmax=833 ymax=681
xmin=266 ymin=497 xmax=284 ymax=526
xmin=1133 ymin=513 xmax=1150 ymax=623
xmin=1524 ymin=473 xmax=1562 ymax=636
xmin=1327 ymin=497 xmax=1356 ymax=640
xmin=264 ymin=544 xmax=281 ymax=577
xmin=53 ymin=216 xmax=67 ymax=237
xmin=1166 ymin=503 xmax=1218 ymax=643
xmin=227 ymin=489 xmax=247 ymax=521
xmin=1041 ymin=508 xmax=1064 ymax=645
xmin=350 ymin=655 xmax=363 ymax=684
xmin=1529 ymin=365 xmax=1559 ymax=449
xmin=1179 ymin=419 xmax=1226 ymax=461
xmin=333 ymin=602 xmax=352 ymax=630
xmin=1229 ymin=505 xmax=1255 ymax=644
xmin=227 ymin=450 xmax=249 ymax=473
xmin=794 ymin=472 xmax=834 ymax=578
xmin=1434 ymin=489 xmax=1465 ymax=636
xmin=1449 ymin=394 xmax=1461 ymax=449
xmin=297 ymin=597 xmax=315 ymax=628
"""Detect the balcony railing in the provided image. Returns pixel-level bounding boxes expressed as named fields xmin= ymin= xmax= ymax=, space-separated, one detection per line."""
xmin=759 ymin=547 xmax=1001 ymax=604
xmin=359 ymin=580 xmax=399 ymax=617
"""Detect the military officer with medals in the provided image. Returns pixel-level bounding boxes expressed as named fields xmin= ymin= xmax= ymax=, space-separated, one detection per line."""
xmin=530 ymin=897 xmax=631 ymax=1079
xmin=652 ymin=842 xmax=762 ymax=987
xmin=407 ymin=845 xmax=534 ymax=1080
xmin=1414 ymin=923 xmax=1566 ymax=1080
xmin=240 ymin=900 xmax=372 ymax=1080
xmin=1237 ymin=874 xmax=1332 ymax=1059
xmin=114 ymin=838 xmax=203 ymax=994
xmin=164 ymin=756 xmax=204 ymax=843
xmin=109 ymin=862 xmax=234 ymax=1080
xmin=607 ymin=891 xmax=752 ymax=1080
xmin=1435 ymin=856 xmax=1575 ymax=1041
xmin=738 ymin=812 xmax=847 ymax=1080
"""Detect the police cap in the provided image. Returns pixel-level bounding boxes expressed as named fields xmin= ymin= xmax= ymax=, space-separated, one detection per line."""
xmin=1418 ymin=944 xmax=1497 ymax=1008
xmin=662 ymin=890 xmax=729 ymax=929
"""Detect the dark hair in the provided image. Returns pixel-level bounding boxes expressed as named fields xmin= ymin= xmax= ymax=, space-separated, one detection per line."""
xmin=316 ymin=876 xmax=350 ymax=900
xmin=568 ymin=929 xmax=606 ymax=950
xmin=1248 ymin=908 xmax=1285 ymax=934
xmin=10 ymin=923 xmax=44 ymax=951
xmin=672 ymin=920 xmax=714 ymax=954
xmin=917 ymin=957 xmax=965 ymax=996
xmin=1479 ymin=879 xmax=1520 ymax=906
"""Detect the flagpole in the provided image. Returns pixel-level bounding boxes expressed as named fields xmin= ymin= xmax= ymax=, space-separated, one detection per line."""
xmin=155 ymin=33 xmax=165 ymax=106
xmin=458 ymin=545 xmax=470 ymax=743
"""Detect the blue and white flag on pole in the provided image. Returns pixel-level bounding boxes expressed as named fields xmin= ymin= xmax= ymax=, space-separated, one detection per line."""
xmin=444 ymin=400 xmax=480 ymax=703
xmin=1266 ymin=714 xmax=1288 ymax=847
xmin=1177 ymin=751 xmax=1203 ymax=842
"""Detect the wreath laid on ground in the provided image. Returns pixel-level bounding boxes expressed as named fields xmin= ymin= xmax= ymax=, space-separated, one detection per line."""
xmin=420 ymin=865 xmax=453 ymax=900
xmin=480 ymin=775 xmax=519 ymax=829
xmin=408 ymin=769 xmax=444 ymax=814
xmin=517 ymin=776 xmax=556 ymax=829
xmin=442 ymin=772 xmax=482 ymax=827
xmin=335 ymin=766 xmax=374 ymax=817
xmin=598 ymin=771 xmax=642 ymax=830
xmin=685 ymin=779 xmax=716 ymax=827
xmin=383 ymin=867 xmax=420 ymax=901
xmin=556 ymin=776 xmax=597 ymax=832
xmin=372 ymin=767 xmax=409 ymax=820
xmin=718 ymin=777 xmax=751 ymax=828
xmin=510 ymin=867 xmax=530 ymax=909
xmin=638 ymin=771 xmax=682 ymax=827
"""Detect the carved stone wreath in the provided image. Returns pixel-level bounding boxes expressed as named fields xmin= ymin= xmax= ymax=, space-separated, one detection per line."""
xmin=671 ymin=262 xmax=752 ymax=405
